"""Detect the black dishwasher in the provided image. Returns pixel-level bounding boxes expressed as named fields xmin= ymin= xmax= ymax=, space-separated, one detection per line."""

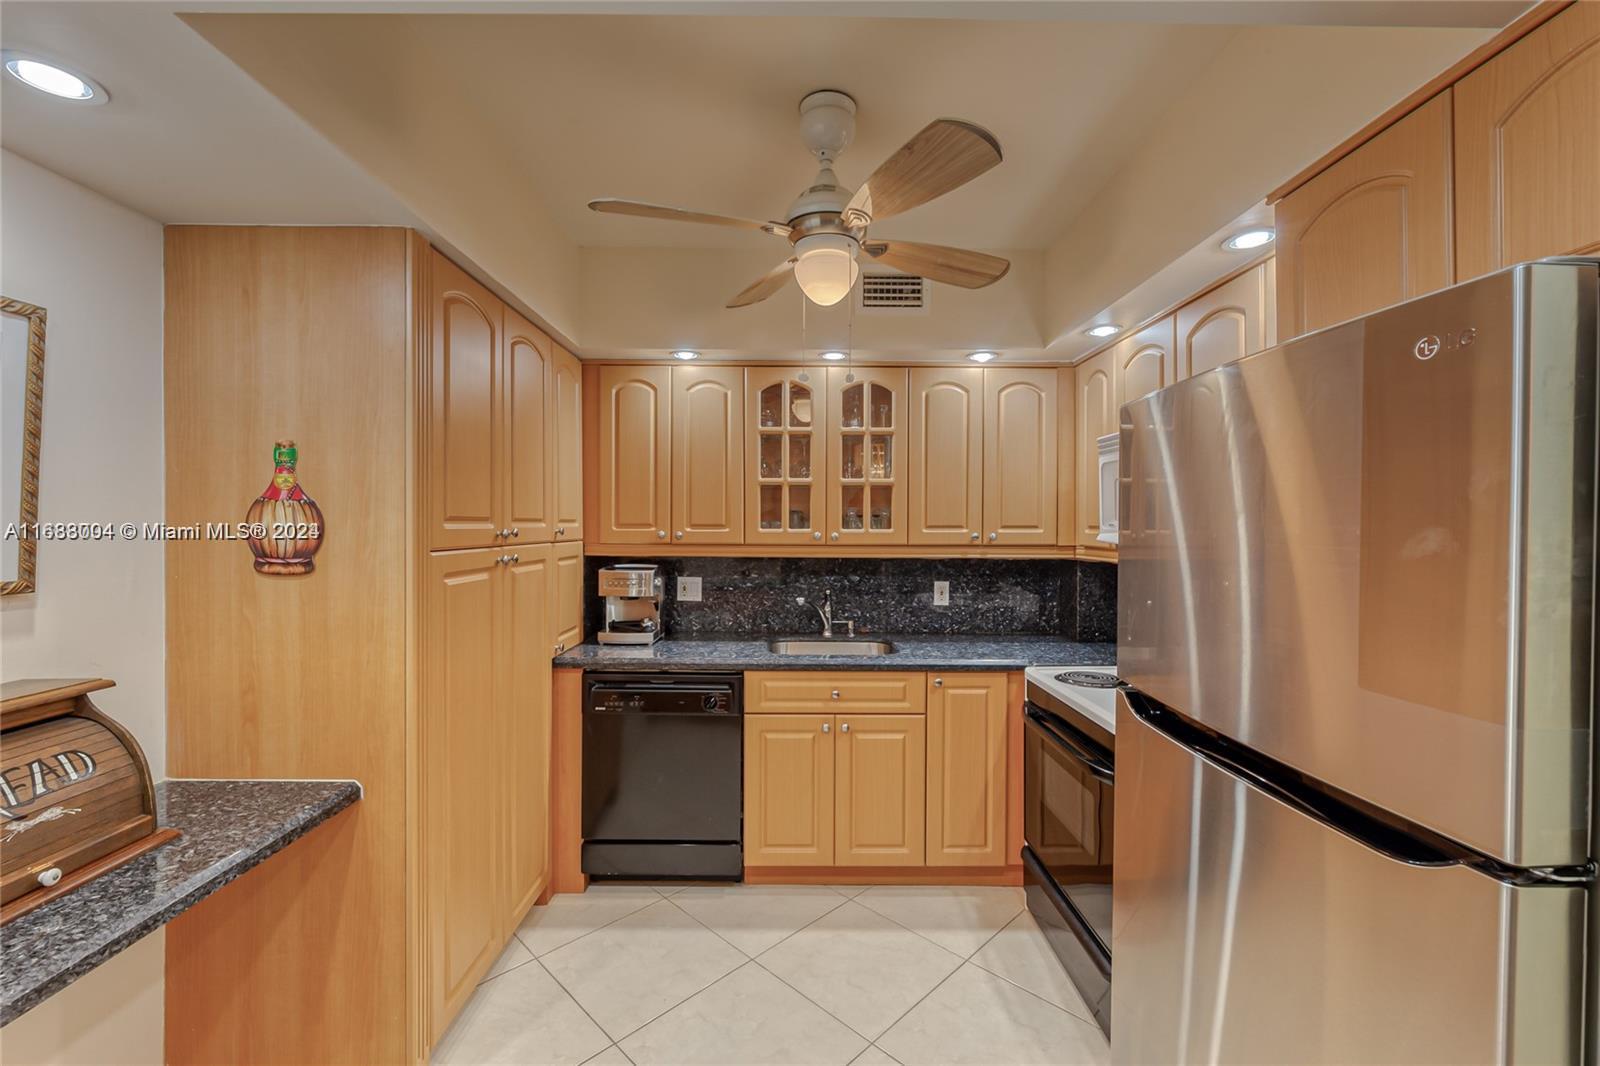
xmin=581 ymin=672 xmax=743 ymax=880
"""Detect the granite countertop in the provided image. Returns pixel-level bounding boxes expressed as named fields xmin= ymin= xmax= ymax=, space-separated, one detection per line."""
xmin=554 ymin=635 xmax=1116 ymax=673
xmin=0 ymin=778 xmax=359 ymax=1026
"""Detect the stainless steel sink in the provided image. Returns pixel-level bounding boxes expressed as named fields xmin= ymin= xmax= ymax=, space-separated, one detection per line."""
xmin=766 ymin=638 xmax=897 ymax=657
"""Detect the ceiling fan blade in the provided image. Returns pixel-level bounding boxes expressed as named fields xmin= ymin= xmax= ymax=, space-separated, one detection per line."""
xmin=589 ymin=198 xmax=791 ymax=237
xmin=862 ymin=241 xmax=1010 ymax=289
xmin=842 ymin=120 xmax=1002 ymax=227
xmin=727 ymin=258 xmax=798 ymax=308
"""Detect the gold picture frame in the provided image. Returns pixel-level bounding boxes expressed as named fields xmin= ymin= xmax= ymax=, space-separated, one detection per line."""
xmin=2 ymin=297 xmax=45 ymax=595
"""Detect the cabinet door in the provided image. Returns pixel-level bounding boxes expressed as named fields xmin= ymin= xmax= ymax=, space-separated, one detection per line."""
xmin=983 ymin=368 xmax=1058 ymax=546
xmin=597 ymin=365 xmax=671 ymax=544
xmin=552 ymin=539 xmax=583 ymax=654
xmin=746 ymin=368 xmax=822 ymax=546
xmin=1074 ymin=349 xmax=1118 ymax=547
xmin=1176 ymin=263 xmax=1274 ymax=380
xmin=428 ymin=252 xmax=502 ymax=550
xmin=423 ymin=548 xmax=503 ymax=1038
xmin=671 ymin=366 xmax=744 ymax=544
xmin=827 ymin=367 xmax=907 ymax=545
xmin=926 ymin=673 xmax=1008 ymax=866
xmin=551 ymin=345 xmax=584 ymax=542
xmin=504 ymin=308 xmax=553 ymax=543
xmin=835 ymin=714 xmax=926 ymax=867
xmin=1115 ymin=316 xmax=1175 ymax=406
xmin=908 ymin=367 xmax=984 ymax=546
xmin=1055 ymin=366 xmax=1078 ymax=547
xmin=1454 ymin=2 xmax=1600 ymax=279
xmin=502 ymin=545 xmax=553 ymax=925
xmin=744 ymin=714 xmax=835 ymax=866
xmin=1276 ymin=91 xmax=1453 ymax=339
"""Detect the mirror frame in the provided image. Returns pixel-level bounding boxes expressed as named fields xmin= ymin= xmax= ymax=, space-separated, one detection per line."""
xmin=2 ymin=297 xmax=45 ymax=595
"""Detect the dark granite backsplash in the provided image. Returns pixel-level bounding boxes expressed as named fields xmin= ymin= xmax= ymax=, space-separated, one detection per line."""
xmin=585 ymin=556 xmax=1116 ymax=642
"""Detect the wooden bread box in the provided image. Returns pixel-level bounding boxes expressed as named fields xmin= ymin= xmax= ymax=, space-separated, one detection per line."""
xmin=0 ymin=678 xmax=177 ymax=923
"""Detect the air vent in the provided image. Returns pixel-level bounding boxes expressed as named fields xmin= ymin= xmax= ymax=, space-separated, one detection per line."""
xmin=859 ymin=273 xmax=927 ymax=312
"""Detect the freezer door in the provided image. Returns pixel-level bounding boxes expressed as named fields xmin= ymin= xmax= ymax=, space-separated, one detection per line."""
xmin=1117 ymin=259 xmax=1597 ymax=867
xmin=1113 ymin=693 xmax=1585 ymax=1065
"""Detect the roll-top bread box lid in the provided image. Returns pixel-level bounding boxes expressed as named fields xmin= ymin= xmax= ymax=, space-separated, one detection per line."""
xmin=0 ymin=678 xmax=178 ymax=923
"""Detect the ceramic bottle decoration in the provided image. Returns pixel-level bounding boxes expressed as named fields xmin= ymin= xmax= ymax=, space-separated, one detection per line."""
xmin=245 ymin=440 xmax=324 ymax=574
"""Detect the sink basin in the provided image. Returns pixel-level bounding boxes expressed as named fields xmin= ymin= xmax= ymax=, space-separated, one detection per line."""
xmin=766 ymin=638 xmax=897 ymax=657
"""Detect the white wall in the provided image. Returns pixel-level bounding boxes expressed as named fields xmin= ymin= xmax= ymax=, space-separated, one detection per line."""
xmin=0 ymin=149 xmax=165 ymax=1064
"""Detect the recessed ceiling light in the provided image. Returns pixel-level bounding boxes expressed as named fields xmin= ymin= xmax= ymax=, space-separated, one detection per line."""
xmin=1085 ymin=324 xmax=1122 ymax=339
xmin=967 ymin=351 xmax=998 ymax=364
xmin=2 ymin=52 xmax=106 ymax=103
xmin=671 ymin=350 xmax=699 ymax=361
xmin=820 ymin=351 xmax=847 ymax=362
xmin=1223 ymin=228 xmax=1275 ymax=251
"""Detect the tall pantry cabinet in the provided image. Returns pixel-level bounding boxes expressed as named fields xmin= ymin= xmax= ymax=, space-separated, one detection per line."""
xmin=163 ymin=228 xmax=581 ymax=1064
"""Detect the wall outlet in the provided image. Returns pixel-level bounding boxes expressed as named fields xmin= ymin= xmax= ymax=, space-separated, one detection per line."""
xmin=677 ymin=576 xmax=703 ymax=602
xmin=932 ymin=580 xmax=950 ymax=607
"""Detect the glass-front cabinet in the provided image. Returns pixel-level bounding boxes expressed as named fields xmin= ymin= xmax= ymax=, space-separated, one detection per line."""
xmin=746 ymin=368 xmax=822 ymax=544
xmin=826 ymin=367 xmax=907 ymax=544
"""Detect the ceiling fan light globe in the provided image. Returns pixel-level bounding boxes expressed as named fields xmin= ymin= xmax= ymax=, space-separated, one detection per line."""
xmin=793 ymin=233 xmax=860 ymax=307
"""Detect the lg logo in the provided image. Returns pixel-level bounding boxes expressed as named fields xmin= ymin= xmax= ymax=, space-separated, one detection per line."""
xmin=1413 ymin=328 xmax=1476 ymax=360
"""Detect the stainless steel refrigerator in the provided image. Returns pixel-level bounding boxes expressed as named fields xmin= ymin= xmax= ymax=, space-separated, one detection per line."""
xmin=1114 ymin=258 xmax=1596 ymax=1064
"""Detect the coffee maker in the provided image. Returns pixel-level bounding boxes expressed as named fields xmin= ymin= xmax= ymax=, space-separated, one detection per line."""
xmin=596 ymin=564 xmax=664 ymax=645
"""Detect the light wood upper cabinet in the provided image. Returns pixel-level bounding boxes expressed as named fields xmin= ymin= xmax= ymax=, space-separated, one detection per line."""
xmin=744 ymin=714 xmax=835 ymax=867
xmin=746 ymin=368 xmax=822 ymax=546
xmin=1455 ymin=2 xmax=1600 ymax=280
xmin=1075 ymin=349 xmax=1118 ymax=547
xmin=908 ymin=367 xmax=984 ymax=546
xmin=826 ymin=367 xmax=908 ymax=545
xmin=926 ymin=673 xmax=1008 ymax=866
xmin=982 ymin=368 xmax=1058 ymax=546
xmin=671 ymin=367 xmax=744 ymax=544
xmin=502 ymin=545 xmax=553 ymax=924
xmin=552 ymin=539 xmax=583 ymax=654
xmin=503 ymin=309 xmax=553 ymax=544
xmin=835 ymin=714 xmax=926 ymax=867
xmin=427 ymin=252 xmax=501 ymax=550
xmin=551 ymin=345 xmax=584 ymax=542
xmin=1276 ymin=92 xmax=1454 ymax=339
xmin=597 ymin=365 xmax=671 ymax=544
xmin=1056 ymin=366 xmax=1078 ymax=548
xmin=1177 ymin=262 xmax=1277 ymax=379
xmin=1116 ymin=316 xmax=1175 ymax=407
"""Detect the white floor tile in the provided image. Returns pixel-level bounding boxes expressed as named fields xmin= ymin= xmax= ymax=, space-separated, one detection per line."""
xmin=517 ymin=885 xmax=662 ymax=957
xmin=482 ymin=935 xmax=534 ymax=983
xmin=854 ymin=885 xmax=1024 ymax=957
xmin=971 ymin=911 xmax=1096 ymax=1020
xmin=581 ymin=1046 xmax=633 ymax=1065
xmin=671 ymin=885 xmax=847 ymax=956
xmin=620 ymin=963 xmax=866 ymax=1065
xmin=540 ymin=900 xmax=746 ymax=1040
xmin=877 ymin=964 xmax=1110 ymax=1066
xmin=825 ymin=884 xmax=871 ymax=897
xmin=757 ymin=901 xmax=963 ymax=1040
xmin=432 ymin=959 xmax=611 ymax=1066
xmin=850 ymin=1046 xmax=901 ymax=1065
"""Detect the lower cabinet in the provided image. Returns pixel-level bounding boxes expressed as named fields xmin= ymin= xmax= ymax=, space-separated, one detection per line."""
xmin=744 ymin=714 xmax=836 ymax=866
xmin=926 ymin=673 xmax=1009 ymax=866
xmin=836 ymin=714 xmax=926 ymax=866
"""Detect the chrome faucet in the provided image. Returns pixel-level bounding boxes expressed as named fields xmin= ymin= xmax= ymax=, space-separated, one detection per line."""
xmin=796 ymin=592 xmax=854 ymax=639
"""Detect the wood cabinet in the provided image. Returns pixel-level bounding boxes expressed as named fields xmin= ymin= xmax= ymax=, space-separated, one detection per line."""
xmin=746 ymin=671 xmax=927 ymax=715
xmin=908 ymin=367 xmax=984 ymax=546
xmin=835 ymin=714 xmax=926 ymax=867
xmin=747 ymin=367 xmax=823 ymax=546
xmin=926 ymin=672 xmax=1008 ymax=866
xmin=983 ymin=368 xmax=1058 ymax=546
xmin=1176 ymin=262 xmax=1276 ymax=379
xmin=551 ymin=344 xmax=584 ymax=542
xmin=744 ymin=714 xmax=835 ymax=866
xmin=671 ymin=366 xmax=744 ymax=544
xmin=1276 ymin=92 xmax=1454 ymax=339
xmin=1454 ymin=2 xmax=1600 ymax=280
xmin=826 ymin=366 xmax=907 ymax=545
xmin=504 ymin=308 xmax=554 ymax=543
xmin=1055 ymin=366 xmax=1078 ymax=548
xmin=596 ymin=365 xmax=672 ymax=544
xmin=427 ymin=252 xmax=501 ymax=550
xmin=503 ymin=546 xmax=554 ymax=923
xmin=1115 ymin=316 xmax=1175 ymax=407
xmin=1074 ymin=349 xmax=1118 ymax=547
xmin=552 ymin=539 xmax=583 ymax=654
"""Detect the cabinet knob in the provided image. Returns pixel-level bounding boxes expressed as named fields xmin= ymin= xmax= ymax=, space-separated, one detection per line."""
xmin=841 ymin=722 xmax=851 ymax=733
xmin=657 ymin=530 xmax=668 ymax=540
xmin=988 ymin=531 xmax=998 ymax=542
xmin=822 ymin=722 xmax=831 ymax=733
xmin=831 ymin=689 xmax=841 ymax=700
xmin=555 ymin=526 xmax=565 ymax=536
xmin=495 ymin=528 xmax=508 ymax=539
xmin=933 ymin=677 xmax=943 ymax=687
xmin=509 ymin=527 xmax=520 ymax=539
xmin=812 ymin=531 xmax=823 ymax=541
xmin=36 ymin=866 xmax=62 ymax=888
xmin=510 ymin=553 xmax=520 ymax=563
xmin=830 ymin=531 xmax=840 ymax=542
xmin=674 ymin=531 xmax=684 ymax=540
xmin=970 ymin=531 xmax=980 ymax=542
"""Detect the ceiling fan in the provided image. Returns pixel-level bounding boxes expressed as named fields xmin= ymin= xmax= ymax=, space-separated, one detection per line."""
xmin=588 ymin=90 xmax=1010 ymax=309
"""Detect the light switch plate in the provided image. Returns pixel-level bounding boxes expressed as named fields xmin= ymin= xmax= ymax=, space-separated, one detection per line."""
xmin=933 ymin=580 xmax=950 ymax=607
xmin=677 ymin=576 xmax=703 ymax=602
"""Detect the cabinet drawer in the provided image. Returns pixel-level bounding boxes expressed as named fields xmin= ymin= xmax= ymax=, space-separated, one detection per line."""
xmin=746 ymin=671 xmax=926 ymax=714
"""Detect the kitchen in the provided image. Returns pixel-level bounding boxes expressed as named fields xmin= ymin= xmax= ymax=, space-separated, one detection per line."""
xmin=0 ymin=2 xmax=1596 ymax=1064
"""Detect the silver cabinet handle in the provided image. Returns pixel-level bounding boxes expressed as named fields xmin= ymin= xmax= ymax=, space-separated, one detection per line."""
xmin=495 ymin=528 xmax=507 ymax=539
xmin=841 ymin=722 xmax=851 ymax=733
xmin=555 ymin=526 xmax=565 ymax=536
xmin=674 ymin=531 xmax=684 ymax=540
xmin=831 ymin=689 xmax=841 ymax=700
xmin=509 ymin=527 xmax=520 ymax=539
xmin=970 ymin=531 xmax=980 ymax=542
xmin=657 ymin=529 xmax=668 ymax=540
xmin=822 ymin=722 xmax=831 ymax=733
xmin=933 ymin=677 xmax=943 ymax=687
xmin=830 ymin=531 xmax=840 ymax=542
xmin=510 ymin=553 xmax=520 ymax=563
xmin=812 ymin=531 xmax=823 ymax=541
xmin=988 ymin=531 xmax=998 ymax=542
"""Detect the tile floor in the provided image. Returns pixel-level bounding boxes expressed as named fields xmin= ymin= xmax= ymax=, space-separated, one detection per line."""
xmin=432 ymin=883 xmax=1110 ymax=1066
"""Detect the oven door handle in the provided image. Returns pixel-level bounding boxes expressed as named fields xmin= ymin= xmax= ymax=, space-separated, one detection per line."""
xmin=1025 ymin=706 xmax=1115 ymax=784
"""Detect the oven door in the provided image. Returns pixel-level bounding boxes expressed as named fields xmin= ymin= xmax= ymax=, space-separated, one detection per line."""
xmin=1023 ymin=703 xmax=1114 ymax=953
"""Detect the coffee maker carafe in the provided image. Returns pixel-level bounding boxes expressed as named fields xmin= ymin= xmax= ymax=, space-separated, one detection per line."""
xmin=596 ymin=564 xmax=664 ymax=645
